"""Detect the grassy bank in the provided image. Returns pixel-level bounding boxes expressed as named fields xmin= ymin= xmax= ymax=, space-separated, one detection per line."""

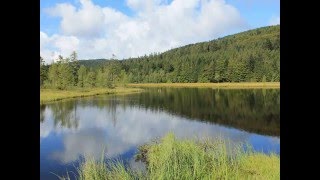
xmin=128 ymin=82 xmax=280 ymax=89
xmin=60 ymin=133 xmax=280 ymax=180
xmin=40 ymin=87 xmax=143 ymax=104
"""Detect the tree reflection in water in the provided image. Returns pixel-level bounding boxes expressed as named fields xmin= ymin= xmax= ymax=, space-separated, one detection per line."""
xmin=50 ymin=100 xmax=79 ymax=129
xmin=41 ymin=88 xmax=280 ymax=136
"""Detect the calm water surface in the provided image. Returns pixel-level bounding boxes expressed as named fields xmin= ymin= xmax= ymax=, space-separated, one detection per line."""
xmin=40 ymin=88 xmax=280 ymax=179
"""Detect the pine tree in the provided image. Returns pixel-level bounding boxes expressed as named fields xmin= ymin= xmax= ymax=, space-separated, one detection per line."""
xmin=70 ymin=51 xmax=79 ymax=86
xmin=77 ymin=65 xmax=87 ymax=88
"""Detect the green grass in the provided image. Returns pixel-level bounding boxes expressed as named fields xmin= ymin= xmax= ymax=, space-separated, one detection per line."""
xmin=57 ymin=156 xmax=144 ymax=180
xmin=40 ymin=83 xmax=279 ymax=104
xmin=56 ymin=159 xmax=141 ymax=180
xmin=128 ymin=82 xmax=280 ymax=89
xmin=40 ymin=87 xmax=143 ymax=104
xmin=59 ymin=133 xmax=280 ymax=180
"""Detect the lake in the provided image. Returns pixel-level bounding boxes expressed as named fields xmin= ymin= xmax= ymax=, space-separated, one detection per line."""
xmin=40 ymin=88 xmax=280 ymax=179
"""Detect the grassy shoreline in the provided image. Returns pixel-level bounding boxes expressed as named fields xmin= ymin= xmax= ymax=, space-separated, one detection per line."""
xmin=128 ymin=82 xmax=280 ymax=89
xmin=40 ymin=82 xmax=279 ymax=104
xmin=60 ymin=133 xmax=279 ymax=180
xmin=40 ymin=87 xmax=143 ymax=104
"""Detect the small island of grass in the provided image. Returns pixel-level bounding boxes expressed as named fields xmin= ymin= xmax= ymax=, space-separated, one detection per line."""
xmin=59 ymin=133 xmax=279 ymax=180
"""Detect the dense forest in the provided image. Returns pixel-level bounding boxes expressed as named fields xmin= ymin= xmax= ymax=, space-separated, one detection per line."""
xmin=40 ymin=25 xmax=280 ymax=89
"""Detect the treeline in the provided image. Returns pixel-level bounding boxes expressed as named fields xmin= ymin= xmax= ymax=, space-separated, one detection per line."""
xmin=120 ymin=25 xmax=279 ymax=83
xmin=40 ymin=52 xmax=128 ymax=89
xmin=41 ymin=25 xmax=280 ymax=89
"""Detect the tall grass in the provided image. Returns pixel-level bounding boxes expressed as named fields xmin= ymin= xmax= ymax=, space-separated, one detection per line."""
xmin=57 ymin=157 xmax=143 ymax=180
xmin=77 ymin=158 xmax=135 ymax=180
xmin=59 ymin=133 xmax=280 ymax=179
xmin=144 ymin=133 xmax=279 ymax=179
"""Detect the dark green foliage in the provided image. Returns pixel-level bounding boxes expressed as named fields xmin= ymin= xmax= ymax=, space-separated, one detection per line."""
xmin=41 ymin=25 xmax=280 ymax=88
xmin=87 ymin=25 xmax=279 ymax=83
xmin=78 ymin=59 xmax=108 ymax=69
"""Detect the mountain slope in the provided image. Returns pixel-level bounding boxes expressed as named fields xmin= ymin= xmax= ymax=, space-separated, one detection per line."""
xmin=79 ymin=25 xmax=280 ymax=83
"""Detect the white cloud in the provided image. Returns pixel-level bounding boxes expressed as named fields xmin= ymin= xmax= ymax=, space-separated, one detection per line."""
xmin=269 ymin=15 xmax=280 ymax=25
xmin=40 ymin=31 xmax=79 ymax=63
xmin=41 ymin=0 xmax=247 ymax=63
xmin=46 ymin=0 xmax=105 ymax=37
xmin=127 ymin=0 xmax=156 ymax=12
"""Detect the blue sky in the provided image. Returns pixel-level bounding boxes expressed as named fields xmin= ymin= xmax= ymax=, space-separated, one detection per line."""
xmin=40 ymin=0 xmax=279 ymax=63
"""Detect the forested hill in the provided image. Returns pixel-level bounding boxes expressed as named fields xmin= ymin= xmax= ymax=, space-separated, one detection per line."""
xmin=78 ymin=25 xmax=279 ymax=83
xmin=41 ymin=25 xmax=279 ymax=89
xmin=78 ymin=59 xmax=107 ymax=69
